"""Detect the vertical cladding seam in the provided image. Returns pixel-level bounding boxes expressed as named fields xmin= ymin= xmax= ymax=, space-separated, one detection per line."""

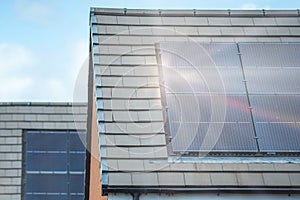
xmin=91 ymin=14 xmax=108 ymax=186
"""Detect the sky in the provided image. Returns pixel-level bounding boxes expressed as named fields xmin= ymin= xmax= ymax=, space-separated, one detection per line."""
xmin=0 ymin=0 xmax=299 ymax=102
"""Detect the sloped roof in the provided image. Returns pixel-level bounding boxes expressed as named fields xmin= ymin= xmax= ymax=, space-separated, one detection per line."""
xmin=90 ymin=8 xmax=300 ymax=194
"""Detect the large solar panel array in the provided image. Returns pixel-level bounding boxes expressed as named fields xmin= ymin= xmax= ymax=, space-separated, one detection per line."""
xmin=25 ymin=131 xmax=86 ymax=200
xmin=159 ymin=42 xmax=300 ymax=153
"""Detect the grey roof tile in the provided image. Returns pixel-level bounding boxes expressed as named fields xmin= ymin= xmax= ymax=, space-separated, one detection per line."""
xmin=266 ymin=27 xmax=291 ymax=35
xmin=289 ymin=173 xmax=300 ymax=185
xmin=208 ymin=17 xmax=231 ymax=25
xmin=117 ymin=16 xmax=140 ymax=25
xmin=275 ymin=17 xmax=300 ymax=25
xmin=158 ymin=172 xmax=185 ymax=186
xmin=96 ymin=15 xmax=117 ymax=24
xmin=118 ymin=160 xmax=145 ymax=171
xmin=175 ymin=27 xmax=198 ymax=35
xmin=210 ymin=173 xmax=238 ymax=185
xmin=162 ymin=17 xmax=185 ymax=25
xmin=263 ymin=173 xmax=291 ymax=186
xmin=184 ymin=173 xmax=211 ymax=186
xmin=289 ymin=27 xmax=300 ymax=35
xmin=237 ymin=173 xmax=264 ymax=186
xmin=230 ymin=17 xmax=254 ymax=26
xmin=253 ymin=17 xmax=277 ymax=25
xmin=132 ymin=172 xmax=159 ymax=185
xmin=184 ymin=17 xmax=208 ymax=25
xmin=139 ymin=17 xmax=162 ymax=25
xmin=198 ymin=27 xmax=221 ymax=35
xmin=108 ymin=173 xmax=132 ymax=185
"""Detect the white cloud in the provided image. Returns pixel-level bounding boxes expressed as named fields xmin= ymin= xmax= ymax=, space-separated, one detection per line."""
xmin=45 ymin=78 xmax=69 ymax=101
xmin=66 ymin=40 xmax=89 ymax=103
xmin=0 ymin=76 xmax=33 ymax=101
xmin=15 ymin=0 xmax=52 ymax=25
xmin=0 ymin=43 xmax=34 ymax=74
xmin=0 ymin=43 xmax=36 ymax=101
xmin=240 ymin=3 xmax=257 ymax=10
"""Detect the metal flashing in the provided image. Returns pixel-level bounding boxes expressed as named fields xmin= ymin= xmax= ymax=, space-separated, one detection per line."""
xmin=165 ymin=156 xmax=300 ymax=164
xmin=91 ymin=7 xmax=300 ymax=18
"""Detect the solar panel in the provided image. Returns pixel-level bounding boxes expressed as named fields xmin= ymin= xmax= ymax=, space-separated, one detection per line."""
xmin=26 ymin=153 xmax=67 ymax=171
xmin=250 ymin=95 xmax=300 ymax=123
xmin=25 ymin=131 xmax=86 ymax=200
xmin=26 ymin=174 xmax=68 ymax=193
xmin=239 ymin=43 xmax=300 ymax=68
xmin=159 ymin=42 xmax=300 ymax=153
xmin=167 ymin=94 xmax=256 ymax=151
xmin=250 ymin=95 xmax=300 ymax=151
xmin=255 ymin=123 xmax=300 ymax=152
xmin=170 ymin=122 xmax=257 ymax=151
xmin=163 ymin=68 xmax=245 ymax=94
xmin=245 ymin=68 xmax=300 ymax=94
xmin=26 ymin=131 xmax=67 ymax=151
xmin=70 ymin=153 xmax=86 ymax=171
xmin=166 ymin=94 xmax=252 ymax=123
xmin=160 ymin=42 xmax=240 ymax=68
xmin=70 ymin=174 xmax=85 ymax=193
xmin=70 ymin=133 xmax=86 ymax=151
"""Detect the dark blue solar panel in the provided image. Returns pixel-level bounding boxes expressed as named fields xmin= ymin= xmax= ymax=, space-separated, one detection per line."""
xmin=26 ymin=194 xmax=67 ymax=200
xmin=70 ymin=174 xmax=85 ymax=193
xmin=26 ymin=174 xmax=68 ymax=193
xmin=70 ymin=133 xmax=86 ymax=151
xmin=26 ymin=132 xmax=67 ymax=151
xmin=70 ymin=153 xmax=86 ymax=171
xmin=27 ymin=153 xmax=67 ymax=171
xmin=25 ymin=131 xmax=86 ymax=200
xmin=70 ymin=195 xmax=85 ymax=200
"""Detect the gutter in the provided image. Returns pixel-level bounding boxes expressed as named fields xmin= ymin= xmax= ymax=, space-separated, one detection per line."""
xmin=103 ymin=187 xmax=300 ymax=196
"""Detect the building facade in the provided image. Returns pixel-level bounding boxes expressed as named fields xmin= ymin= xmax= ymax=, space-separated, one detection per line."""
xmin=0 ymin=103 xmax=87 ymax=200
xmin=89 ymin=8 xmax=300 ymax=200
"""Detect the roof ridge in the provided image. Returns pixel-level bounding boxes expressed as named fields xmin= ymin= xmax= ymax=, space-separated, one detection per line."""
xmin=90 ymin=8 xmax=300 ymax=17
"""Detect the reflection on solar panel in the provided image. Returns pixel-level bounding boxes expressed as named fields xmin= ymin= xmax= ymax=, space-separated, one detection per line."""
xmin=159 ymin=42 xmax=300 ymax=153
xmin=25 ymin=131 xmax=86 ymax=200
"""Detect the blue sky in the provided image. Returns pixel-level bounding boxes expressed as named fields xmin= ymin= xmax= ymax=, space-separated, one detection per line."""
xmin=0 ymin=0 xmax=299 ymax=102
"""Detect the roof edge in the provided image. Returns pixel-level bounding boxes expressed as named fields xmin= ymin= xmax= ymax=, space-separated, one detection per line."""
xmin=0 ymin=102 xmax=87 ymax=106
xmin=90 ymin=7 xmax=300 ymax=17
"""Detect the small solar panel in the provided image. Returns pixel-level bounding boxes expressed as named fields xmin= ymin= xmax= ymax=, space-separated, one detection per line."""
xmin=25 ymin=131 xmax=86 ymax=200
